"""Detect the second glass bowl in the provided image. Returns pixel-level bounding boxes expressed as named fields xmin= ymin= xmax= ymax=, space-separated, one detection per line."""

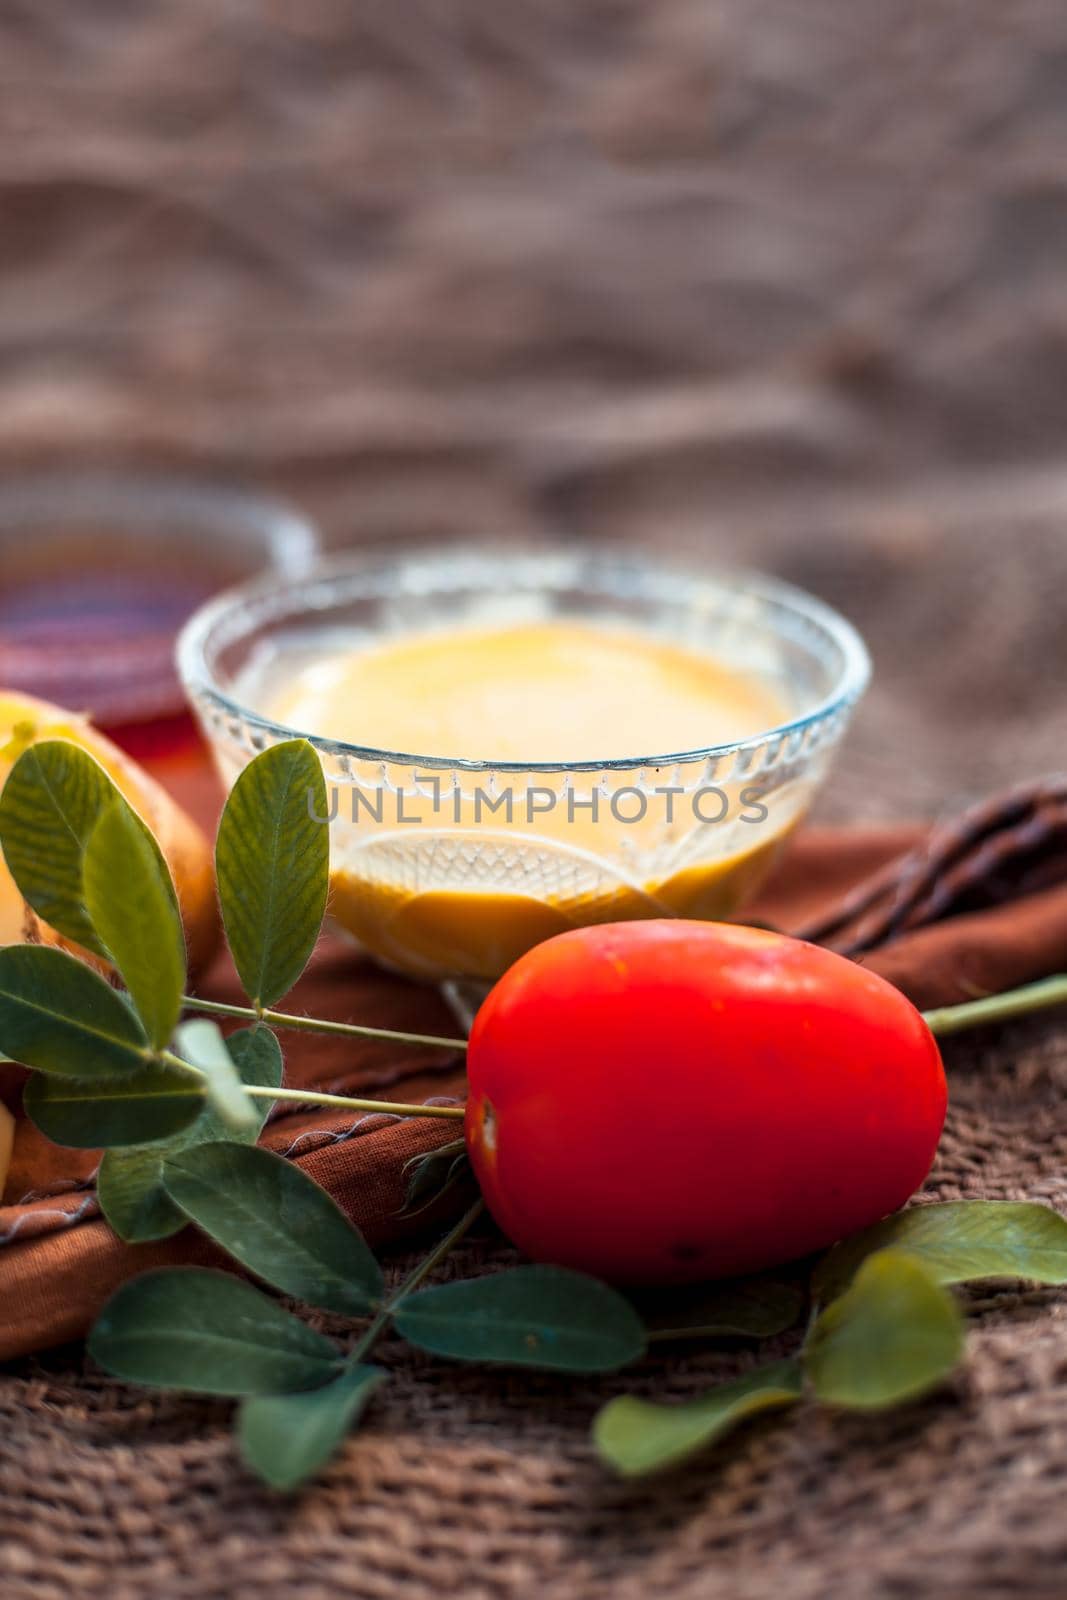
xmin=178 ymin=546 xmax=870 ymax=981
xmin=0 ymin=472 xmax=319 ymax=753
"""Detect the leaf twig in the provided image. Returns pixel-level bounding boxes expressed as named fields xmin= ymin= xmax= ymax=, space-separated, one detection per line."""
xmin=242 ymin=1083 xmax=466 ymax=1122
xmin=181 ymin=994 xmax=467 ymax=1053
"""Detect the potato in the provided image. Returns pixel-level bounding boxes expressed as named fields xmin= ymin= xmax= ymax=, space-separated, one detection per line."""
xmin=0 ymin=690 xmax=217 ymax=974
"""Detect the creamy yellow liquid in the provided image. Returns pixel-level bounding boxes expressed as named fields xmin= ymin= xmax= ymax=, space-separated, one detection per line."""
xmin=270 ymin=620 xmax=785 ymax=764
xmin=255 ymin=621 xmax=793 ymax=978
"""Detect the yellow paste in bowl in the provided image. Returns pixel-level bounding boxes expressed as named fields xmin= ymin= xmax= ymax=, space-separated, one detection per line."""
xmin=257 ymin=621 xmax=793 ymax=978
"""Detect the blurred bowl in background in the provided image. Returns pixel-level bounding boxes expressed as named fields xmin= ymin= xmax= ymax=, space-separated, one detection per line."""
xmin=0 ymin=472 xmax=319 ymax=756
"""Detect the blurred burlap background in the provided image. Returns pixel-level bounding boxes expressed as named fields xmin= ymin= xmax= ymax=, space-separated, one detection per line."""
xmin=2 ymin=3 xmax=1067 ymax=1597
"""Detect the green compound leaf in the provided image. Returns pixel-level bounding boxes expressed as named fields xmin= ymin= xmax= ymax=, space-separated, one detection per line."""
xmin=215 ymin=740 xmax=329 ymax=1009
xmin=394 ymin=1265 xmax=647 ymax=1373
xmin=25 ymin=1058 xmax=207 ymax=1148
xmin=174 ymin=1017 xmax=257 ymax=1133
xmin=0 ymin=739 xmax=118 ymax=957
xmin=814 ymin=1201 xmax=1067 ymax=1304
xmin=635 ymin=1277 xmax=805 ymax=1342
xmin=88 ymin=1267 xmax=342 ymax=1395
xmin=238 ymin=1363 xmax=387 ymax=1491
xmin=163 ymin=1142 xmax=384 ymax=1314
xmin=97 ymin=1026 xmax=283 ymax=1243
xmin=0 ymin=944 xmax=148 ymax=1077
xmin=83 ymin=800 xmax=186 ymax=1050
xmin=594 ymin=1359 xmax=803 ymax=1478
xmin=804 ymin=1249 xmax=964 ymax=1410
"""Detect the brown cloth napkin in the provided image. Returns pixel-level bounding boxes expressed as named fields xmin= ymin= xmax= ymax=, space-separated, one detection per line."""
xmin=2 ymin=752 xmax=1066 ymax=1362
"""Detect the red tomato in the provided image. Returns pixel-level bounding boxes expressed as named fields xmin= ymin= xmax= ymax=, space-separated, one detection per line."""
xmin=465 ymin=921 xmax=947 ymax=1284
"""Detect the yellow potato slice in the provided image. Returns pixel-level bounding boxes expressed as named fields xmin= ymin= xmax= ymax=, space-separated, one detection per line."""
xmin=0 ymin=690 xmax=217 ymax=974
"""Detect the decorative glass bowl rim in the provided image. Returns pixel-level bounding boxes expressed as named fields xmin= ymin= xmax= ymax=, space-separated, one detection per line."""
xmin=176 ymin=544 xmax=871 ymax=774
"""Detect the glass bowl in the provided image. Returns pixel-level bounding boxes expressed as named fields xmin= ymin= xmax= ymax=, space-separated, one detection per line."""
xmin=0 ymin=472 xmax=319 ymax=751
xmin=178 ymin=546 xmax=870 ymax=981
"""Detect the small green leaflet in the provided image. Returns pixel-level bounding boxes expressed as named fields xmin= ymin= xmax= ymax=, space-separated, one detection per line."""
xmin=635 ymin=1277 xmax=804 ymax=1342
xmin=814 ymin=1201 xmax=1067 ymax=1303
xmin=97 ymin=1026 xmax=283 ymax=1243
xmin=83 ymin=800 xmax=186 ymax=1050
xmin=393 ymin=1265 xmax=647 ymax=1373
xmin=88 ymin=1267 xmax=342 ymax=1395
xmin=215 ymin=740 xmax=330 ymax=1009
xmin=225 ymin=1024 xmax=285 ymax=1116
xmin=401 ymin=1138 xmax=472 ymax=1216
xmin=98 ymin=1143 xmax=191 ymax=1243
xmin=162 ymin=1142 xmax=384 ymax=1314
xmin=238 ymin=1364 xmax=387 ymax=1491
xmin=0 ymin=945 xmax=148 ymax=1076
xmin=804 ymin=1249 xmax=964 ymax=1410
xmin=0 ymin=739 xmax=118 ymax=957
xmin=594 ymin=1359 xmax=804 ymax=1478
xmin=174 ymin=1018 xmax=257 ymax=1133
xmin=25 ymin=1059 xmax=207 ymax=1147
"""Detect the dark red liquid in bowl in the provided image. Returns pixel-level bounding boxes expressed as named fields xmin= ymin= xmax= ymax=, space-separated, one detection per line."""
xmin=0 ymin=558 xmax=231 ymax=758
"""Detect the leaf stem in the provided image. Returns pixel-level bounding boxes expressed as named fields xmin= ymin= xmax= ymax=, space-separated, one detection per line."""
xmin=242 ymin=1084 xmax=467 ymax=1121
xmin=922 ymin=973 xmax=1067 ymax=1037
xmin=349 ymin=1198 xmax=486 ymax=1364
xmin=157 ymin=1050 xmax=465 ymax=1122
xmin=180 ymin=995 xmax=467 ymax=1053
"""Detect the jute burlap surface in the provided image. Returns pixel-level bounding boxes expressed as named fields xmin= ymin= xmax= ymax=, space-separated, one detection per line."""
xmin=2 ymin=528 xmax=1065 ymax=1600
xmin=2 ymin=992 xmax=1066 ymax=1600
xmin=3 ymin=4 xmax=1067 ymax=1595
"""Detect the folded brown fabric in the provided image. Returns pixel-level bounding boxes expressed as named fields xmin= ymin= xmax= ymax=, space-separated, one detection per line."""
xmin=2 ymin=771 xmax=1066 ymax=1361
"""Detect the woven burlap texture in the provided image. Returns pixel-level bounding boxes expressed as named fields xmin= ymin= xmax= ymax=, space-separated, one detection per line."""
xmin=2 ymin=1022 xmax=1066 ymax=1600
